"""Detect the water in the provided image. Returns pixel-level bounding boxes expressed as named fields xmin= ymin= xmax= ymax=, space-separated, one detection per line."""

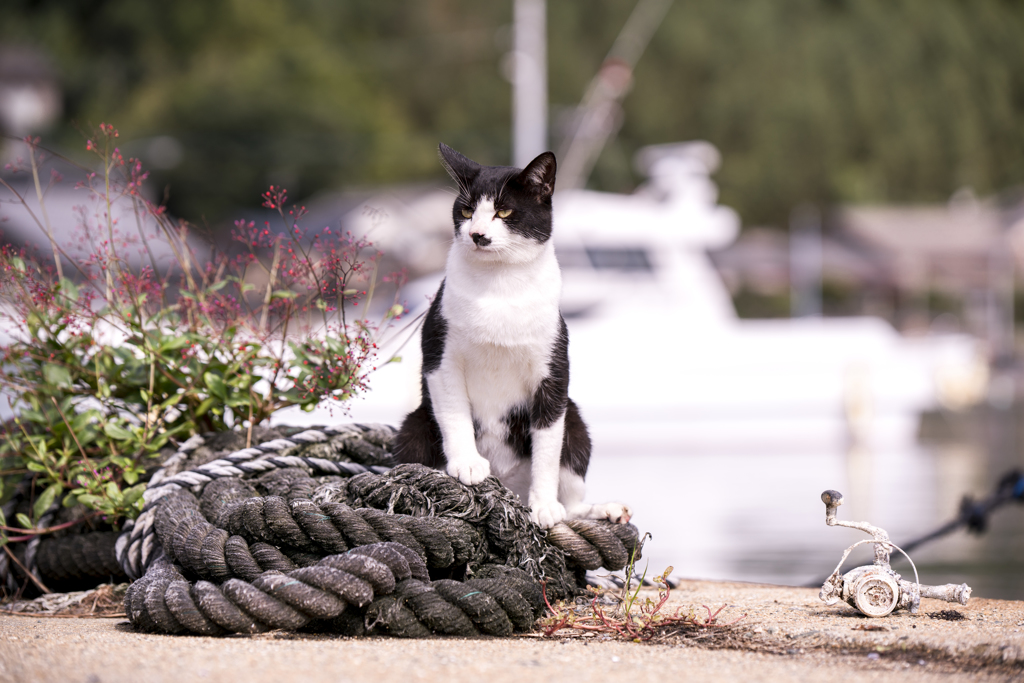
xmin=583 ymin=409 xmax=1024 ymax=600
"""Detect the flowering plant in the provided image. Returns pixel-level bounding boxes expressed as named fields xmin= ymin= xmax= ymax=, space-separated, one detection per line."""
xmin=0 ymin=126 xmax=405 ymax=537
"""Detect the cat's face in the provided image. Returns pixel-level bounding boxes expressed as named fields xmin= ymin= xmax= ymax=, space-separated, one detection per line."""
xmin=438 ymin=143 xmax=556 ymax=264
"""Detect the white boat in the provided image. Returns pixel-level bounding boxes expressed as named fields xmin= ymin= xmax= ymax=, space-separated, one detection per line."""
xmin=276 ymin=142 xmax=987 ymax=453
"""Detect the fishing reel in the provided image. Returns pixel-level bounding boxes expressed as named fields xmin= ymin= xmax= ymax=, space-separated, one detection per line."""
xmin=818 ymin=490 xmax=971 ymax=617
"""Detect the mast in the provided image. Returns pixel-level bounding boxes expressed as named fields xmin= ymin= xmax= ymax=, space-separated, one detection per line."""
xmin=512 ymin=0 xmax=548 ymax=168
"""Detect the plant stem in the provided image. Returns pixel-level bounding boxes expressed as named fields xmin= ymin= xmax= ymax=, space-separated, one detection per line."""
xmin=0 ymin=511 xmax=101 ymax=537
xmin=260 ymin=240 xmax=282 ymax=333
xmin=28 ymin=140 xmax=63 ymax=281
xmin=49 ymin=397 xmax=95 ymax=472
xmin=2 ymin=544 xmax=50 ymax=594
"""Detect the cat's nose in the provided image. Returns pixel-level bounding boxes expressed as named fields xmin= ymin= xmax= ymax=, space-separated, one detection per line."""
xmin=471 ymin=232 xmax=492 ymax=247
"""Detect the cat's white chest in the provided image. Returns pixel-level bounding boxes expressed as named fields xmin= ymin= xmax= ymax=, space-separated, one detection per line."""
xmin=442 ymin=246 xmax=561 ymax=351
xmin=437 ymin=245 xmax=562 ymax=447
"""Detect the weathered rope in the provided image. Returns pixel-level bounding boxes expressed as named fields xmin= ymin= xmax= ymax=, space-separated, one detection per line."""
xmin=125 ymin=542 xmax=544 ymax=637
xmin=151 ymin=487 xmax=486 ymax=583
xmin=34 ymin=532 xmax=126 ymax=586
xmin=116 ymin=425 xmax=641 ymax=593
xmin=117 ymin=424 xmax=397 ymax=580
xmin=4 ymin=421 xmax=642 ymax=640
xmin=120 ymin=424 xmax=641 ymax=638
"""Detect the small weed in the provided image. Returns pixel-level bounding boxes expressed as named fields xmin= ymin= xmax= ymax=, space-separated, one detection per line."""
xmin=539 ymin=546 xmax=746 ymax=643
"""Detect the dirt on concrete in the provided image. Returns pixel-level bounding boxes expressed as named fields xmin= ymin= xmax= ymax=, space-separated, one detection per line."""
xmin=0 ymin=579 xmax=1022 ymax=683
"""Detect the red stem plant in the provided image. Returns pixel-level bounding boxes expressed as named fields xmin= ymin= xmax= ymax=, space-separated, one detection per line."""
xmin=539 ymin=562 xmax=746 ymax=642
xmin=0 ymin=126 xmax=406 ymax=536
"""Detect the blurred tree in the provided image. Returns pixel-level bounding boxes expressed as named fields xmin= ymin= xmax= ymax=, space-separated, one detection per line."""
xmin=607 ymin=0 xmax=1024 ymax=223
xmin=1 ymin=0 xmax=512 ymax=221
xmin=3 ymin=0 xmax=1023 ymax=228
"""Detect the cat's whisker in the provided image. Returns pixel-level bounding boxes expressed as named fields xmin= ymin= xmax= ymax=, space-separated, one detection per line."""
xmin=496 ymin=174 xmax=512 ymax=205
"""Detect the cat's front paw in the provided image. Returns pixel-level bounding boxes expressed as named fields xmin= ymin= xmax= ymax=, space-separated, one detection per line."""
xmin=530 ymin=500 xmax=567 ymax=529
xmin=597 ymin=502 xmax=632 ymax=524
xmin=446 ymin=455 xmax=491 ymax=486
xmin=608 ymin=503 xmax=632 ymax=524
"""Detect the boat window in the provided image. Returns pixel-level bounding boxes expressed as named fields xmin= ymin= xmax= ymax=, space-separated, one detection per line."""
xmin=586 ymin=247 xmax=652 ymax=271
xmin=558 ymin=247 xmax=653 ymax=271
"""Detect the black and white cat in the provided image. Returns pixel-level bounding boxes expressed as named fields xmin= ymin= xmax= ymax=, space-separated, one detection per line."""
xmin=394 ymin=143 xmax=631 ymax=529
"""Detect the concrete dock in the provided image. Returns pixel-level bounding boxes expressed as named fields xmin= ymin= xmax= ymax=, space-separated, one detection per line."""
xmin=1 ymin=579 xmax=1021 ymax=682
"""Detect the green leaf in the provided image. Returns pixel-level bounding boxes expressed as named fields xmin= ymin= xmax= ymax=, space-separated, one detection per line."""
xmin=16 ymin=513 xmax=32 ymax=529
xmin=0 ymin=508 xmax=6 ymax=528
xmin=25 ymin=461 xmax=47 ymax=473
xmin=42 ymin=363 xmax=73 ymax=388
xmin=158 ymin=394 xmax=184 ymax=411
xmin=33 ymin=483 xmax=61 ymax=520
xmin=195 ymin=396 xmax=217 ymax=417
xmin=123 ymin=469 xmax=139 ymax=485
xmin=208 ymin=280 xmax=229 ymax=292
xmin=204 ymin=372 xmax=227 ymax=400
xmin=59 ymin=278 xmax=80 ymax=302
xmin=105 ymin=482 xmax=120 ymax=500
xmin=71 ymin=409 xmax=97 ymax=432
xmin=75 ymin=494 xmax=100 ymax=507
xmin=270 ymin=290 xmax=298 ymax=300
xmin=103 ymin=422 xmax=133 ymax=441
xmin=122 ymin=484 xmax=145 ymax=505
xmin=158 ymin=336 xmax=192 ymax=353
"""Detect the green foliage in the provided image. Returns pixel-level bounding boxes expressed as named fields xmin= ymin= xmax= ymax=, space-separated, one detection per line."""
xmin=4 ymin=0 xmax=1023 ymax=227
xmin=0 ymin=130 xmax=404 ymax=535
xmin=618 ymin=0 xmax=1024 ymax=223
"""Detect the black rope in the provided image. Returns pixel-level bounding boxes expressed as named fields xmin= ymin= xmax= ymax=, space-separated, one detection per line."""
xmin=4 ymin=422 xmax=642 ymax=639
xmin=893 ymin=468 xmax=1024 ymax=557
xmin=123 ymin=456 xmax=640 ymax=636
xmin=125 ymin=543 xmax=545 ymax=637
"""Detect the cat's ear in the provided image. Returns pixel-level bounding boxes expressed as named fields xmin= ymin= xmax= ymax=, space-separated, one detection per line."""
xmin=517 ymin=152 xmax=557 ymax=199
xmin=438 ymin=143 xmax=481 ymax=188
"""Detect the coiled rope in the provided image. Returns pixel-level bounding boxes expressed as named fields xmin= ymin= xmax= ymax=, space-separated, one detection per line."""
xmin=116 ymin=424 xmax=641 ymax=590
xmin=125 ymin=542 xmax=545 ymax=637
xmin=5 ymin=423 xmax=641 ymax=635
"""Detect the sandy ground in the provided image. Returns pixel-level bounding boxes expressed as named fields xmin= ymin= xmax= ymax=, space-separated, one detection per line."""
xmin=1 ymin=580 xmax=1022 ymax=683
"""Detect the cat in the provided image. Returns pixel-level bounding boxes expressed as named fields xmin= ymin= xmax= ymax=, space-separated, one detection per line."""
xmin=393 ymin=143 xmax=631 ymax=529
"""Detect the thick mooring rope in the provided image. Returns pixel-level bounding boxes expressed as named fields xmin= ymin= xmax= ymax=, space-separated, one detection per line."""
xmin=117 ymin=425 xmax=395 ymax=580
xmin=4 ymin=423 xmax=641 ymax=636
xmin=126 ymin=542 xmax=545 ymax=637
xmin=116 ymin=425 xmax=641 ymax=590
xmin=151 ymin=487 xmax=487 ymax=583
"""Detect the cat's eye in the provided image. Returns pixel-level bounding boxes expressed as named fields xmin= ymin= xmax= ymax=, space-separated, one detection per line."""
xmin=497 ymin=209 xmax=512 ymax=218
xmin=461 ymin=208 xmax=473 ymax=218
